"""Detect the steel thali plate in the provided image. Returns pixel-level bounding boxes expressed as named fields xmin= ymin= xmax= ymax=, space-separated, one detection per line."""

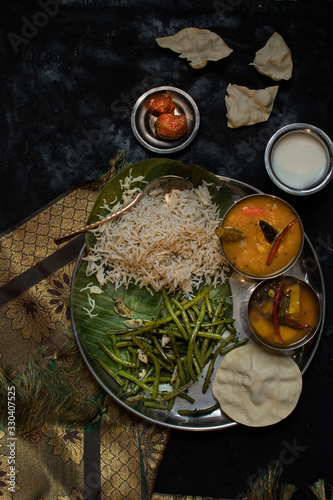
xmin=71 ymin=176 xmax=325 ymax=431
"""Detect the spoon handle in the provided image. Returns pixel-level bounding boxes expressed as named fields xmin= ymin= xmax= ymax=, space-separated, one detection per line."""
xmin=54 ymin=191 xmax=143 ymax=245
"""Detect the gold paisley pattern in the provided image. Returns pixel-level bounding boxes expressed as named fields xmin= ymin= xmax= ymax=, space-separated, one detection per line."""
xmin=18 ymin=429 xmax=42 ymax=444
xmin=4 ymin=286 xmax=57 ymax=343
xmin=43 ymin=269 xmax=74 ymax=324
xmin=43 ymin=428 xmax=84 ymax=465
xmin=0 ymin=187 xmax=98 ymax=287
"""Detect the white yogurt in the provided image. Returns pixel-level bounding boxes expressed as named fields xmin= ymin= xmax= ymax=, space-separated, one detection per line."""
xmin=271 ymin=131 xmax=329 ymax=190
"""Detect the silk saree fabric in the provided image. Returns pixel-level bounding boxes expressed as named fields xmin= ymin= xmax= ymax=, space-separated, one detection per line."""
xmin=0 ymin=153 xmax=176 ymax=500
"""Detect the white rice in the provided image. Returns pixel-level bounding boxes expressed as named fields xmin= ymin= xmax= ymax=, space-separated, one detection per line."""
xmin=84 ymin=175 xmax=229 ymax=294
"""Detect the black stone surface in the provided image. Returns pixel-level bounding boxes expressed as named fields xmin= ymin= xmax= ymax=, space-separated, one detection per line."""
xmin=1 ymin=1 xmax=333 ymax=497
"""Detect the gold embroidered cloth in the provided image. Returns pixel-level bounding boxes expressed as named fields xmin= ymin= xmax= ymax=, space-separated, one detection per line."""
xmin=0 ymin=172 xmax=231 ymax=500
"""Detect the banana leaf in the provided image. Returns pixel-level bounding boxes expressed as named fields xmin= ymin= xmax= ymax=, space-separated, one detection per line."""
xmin=71 ymin=159 xmax=235 ymax=409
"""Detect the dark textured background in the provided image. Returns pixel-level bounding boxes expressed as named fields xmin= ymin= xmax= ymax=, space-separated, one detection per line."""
xmin=1 ymin=0 xmax=333 ymax=497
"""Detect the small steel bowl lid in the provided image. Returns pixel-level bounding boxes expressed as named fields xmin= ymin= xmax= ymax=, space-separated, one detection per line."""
xmin=131 ymin=86 xmax=200 ymax=154
xmin=264 ymin=123 xmax=333 ymax=196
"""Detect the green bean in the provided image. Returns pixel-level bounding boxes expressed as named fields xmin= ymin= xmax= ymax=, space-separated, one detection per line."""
xmin=97 ymin=340 xmax=138 ymax=368
xmin=153 ymin=328 xmax=183 ymax=339
xmin=177 ymin=393 xmax=195 ymax=404
xmin=180 ymin=286 xmax=212 ymax=309
xmin=190 ymin=318 xmax=234 ymax=328
xmin=168 ymin=330 xmax=186 ymax=386
xmin=124 ymin=368 xmax=151 ymax=397
xmin=93 ymin=357 xmax=124 ymax=386
xmin=131 ymin=336 xmax=173 ymax=373
xmin=177 ymin=402 xmax=220 ymax=417
xmin=187 ymin=301 xmax=206 ymax=380
xmin=214 ymin=321 xmax=226 ymax=336
xmin=123 ymin=379 xmax=130 ymax=392
xmin=107 ymin=287 xmax=213 ymax=340
xmin=110 ymin=334 xmax=122 ymax=370
xmin=156 ymin=380 xmax=194 ymax=402
xmin=200 ymin=337 xmax=210 ymax=360
xmin=127 ymin=345 xmax=138 ymax=357
xmin=152 ymin=335 xmax=171 ymax=364
xmin=192 ymin=305 xmax=201 ymax=318
xmin=151 ymin=353 xmax=160 ymax=399
xmin=118 ymin=370 xmax=153 ymax=393
xmin=167 ymin=377 xmax=181 ymax=410
xmin=162 ymin=289 xmax=188 ymax=339
xmin=171 ymin=298 xmax=192 ymax=337
xmin=192 ymin=357 xmax=201 ymax=375
xmin=203 ymin=343 xmax=215 ymax=364
xmin=186 ymin=307 xmax=197 ymax=323
xmin=193 ymin=343 xmax=204 ymax=369
xmin=226 ymin=324 xmax=237 ymax=334
xmin=212 ymin=296 xmax=225 ymax=322
xmin=205 ymin=294 xmax=213 ymax=318
xmin=181 ymin=354 xmax=190 ymax=381
xmin=115 ymin=341 xmax=136 ymax=349
xmin=197 ymin=331 xmax=224 ymax=340
xmin=95 ymin=284 xmax=242 ymax=413
xmin=168 ymin=398 xmax=175 ymax=411
xmin=133 ymin=285 xmax=213 ymax=336
xmin=144 ymin=401 xmax=170 ymax=410
xmin=202 ymin=334 xmax=236 ymax=393
xmin=143 ymin=375 xmax=172 ymax=383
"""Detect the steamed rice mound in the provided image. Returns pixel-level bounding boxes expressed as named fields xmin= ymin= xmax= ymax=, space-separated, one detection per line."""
xmin=84 ymin=182 xmax=229 ymax=294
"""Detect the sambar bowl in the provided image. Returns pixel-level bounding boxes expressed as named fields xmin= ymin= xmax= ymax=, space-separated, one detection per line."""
xmin=247 ymin=275 xmax=322 ymax=351
xmin=218 ymin=194 xmax=304 ymax=280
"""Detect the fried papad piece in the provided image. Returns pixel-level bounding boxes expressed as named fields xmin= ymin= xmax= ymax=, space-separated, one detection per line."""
xmin=212 ymin=343 xmax=302 ymax=427
xmin=156 ymin=27 xmax=233 ymax=69
xmin=250 ymin=32 xmax=293 ymax=81
xmin=225 ymin=83 xmax=279 ymax=128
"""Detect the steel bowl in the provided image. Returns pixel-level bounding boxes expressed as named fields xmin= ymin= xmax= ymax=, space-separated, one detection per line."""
xmin=247 ymin=275 xmax=322 ymax=351
xmin=219 ymin=193 xmax=304 ymax=280
xmin=131 ymin=86 xmax=200 ymax=154
xmin=264 ymin=123 xmax=333 ymax=195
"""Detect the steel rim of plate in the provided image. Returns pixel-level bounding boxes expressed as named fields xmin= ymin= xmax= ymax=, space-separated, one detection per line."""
xmin=131 ymin=86 xmax=200 ymax=154
xmin=71 ymin=175 xmax=325 ymax=431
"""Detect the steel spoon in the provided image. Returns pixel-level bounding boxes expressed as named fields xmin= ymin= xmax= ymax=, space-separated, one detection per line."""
xmin=54 ymin=175 xmax=193 ymax=245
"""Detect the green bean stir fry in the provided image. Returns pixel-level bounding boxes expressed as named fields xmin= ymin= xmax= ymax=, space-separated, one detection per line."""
xmin=94 ymin=285 xmax=247 ymax=414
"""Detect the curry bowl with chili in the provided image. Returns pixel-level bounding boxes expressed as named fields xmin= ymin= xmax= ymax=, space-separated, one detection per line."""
xmin=216 ymin=194 xmax=304 ymax=279
xmin=247 ymin=275 xmax=321 ymax=351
